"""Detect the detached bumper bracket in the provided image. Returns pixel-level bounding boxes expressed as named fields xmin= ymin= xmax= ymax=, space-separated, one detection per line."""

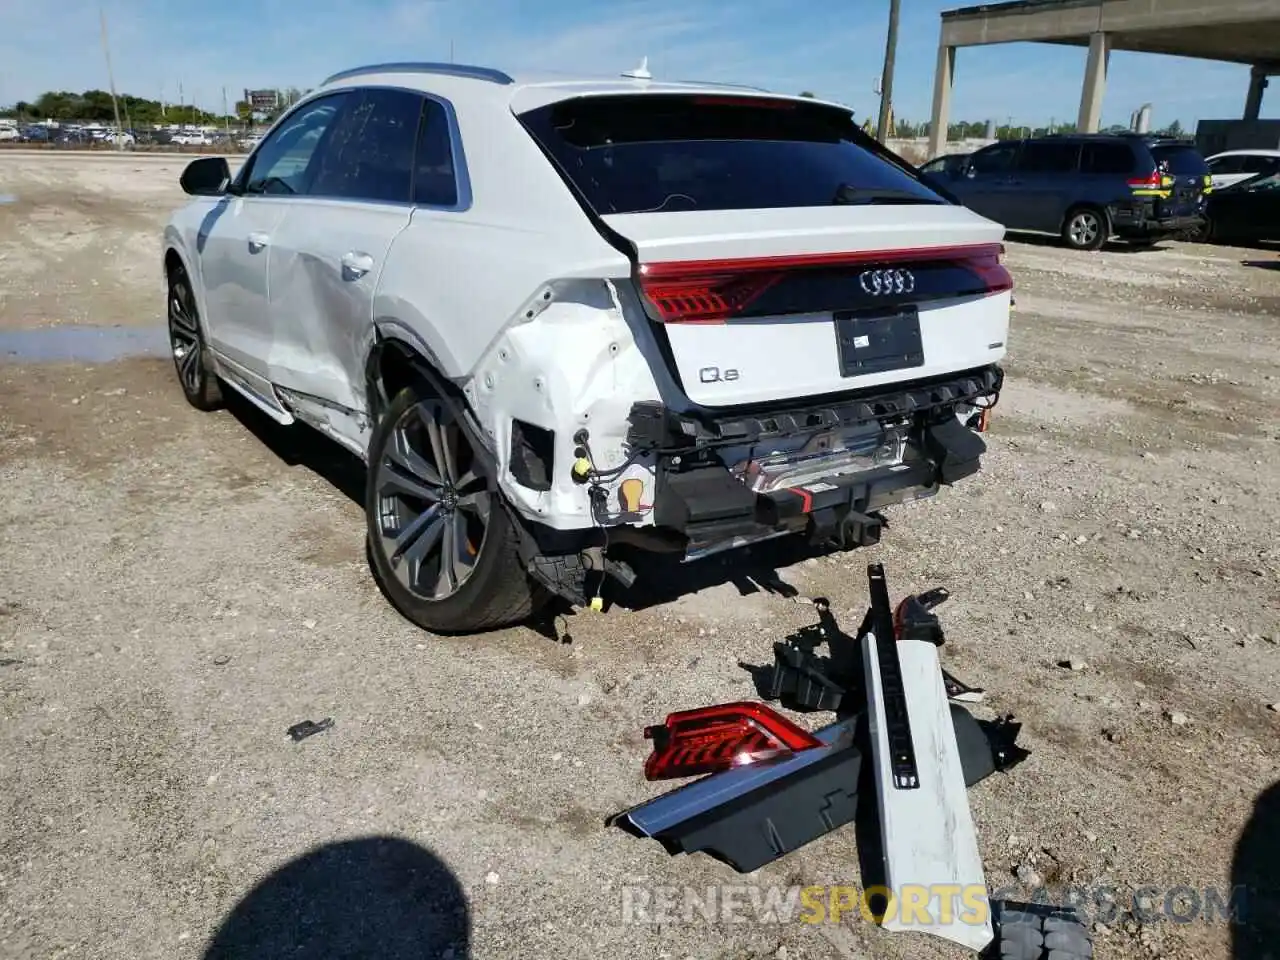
xmin=610 ymin=719 xmax=862 ymax=874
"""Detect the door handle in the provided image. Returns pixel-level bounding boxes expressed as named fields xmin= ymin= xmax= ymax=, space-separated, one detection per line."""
xmin=247 ymin=232 xmax=269 ymax=253
xmin=340 ymin=251 xmax=375 ymax=280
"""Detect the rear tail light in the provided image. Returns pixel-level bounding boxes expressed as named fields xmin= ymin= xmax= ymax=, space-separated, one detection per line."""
xmin=637 ymin=243 xmax=1013 ymax=323
xmin=637 ymin=270 xmax=784 ymax=324
xmin=1127 ymin=171 xmax=1164 ymax=190
xmin=643 ymin=701 xmax=822 ymax=780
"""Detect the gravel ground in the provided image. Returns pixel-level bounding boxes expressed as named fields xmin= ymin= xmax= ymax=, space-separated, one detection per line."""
xmin=1 ymin=152 xmax=1278 ymax=960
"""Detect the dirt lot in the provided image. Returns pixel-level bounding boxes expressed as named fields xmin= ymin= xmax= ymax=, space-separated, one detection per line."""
xmin=1 ymin=151 xmax=1278 ymax=960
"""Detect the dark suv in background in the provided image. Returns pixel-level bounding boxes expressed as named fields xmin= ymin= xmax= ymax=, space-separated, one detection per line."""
xmin=941 ymin=134 xmax=1209 ymax=250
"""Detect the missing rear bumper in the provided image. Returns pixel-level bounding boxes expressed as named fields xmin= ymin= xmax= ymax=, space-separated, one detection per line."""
xmin=629 ymin=366 xmax=998 ymax=554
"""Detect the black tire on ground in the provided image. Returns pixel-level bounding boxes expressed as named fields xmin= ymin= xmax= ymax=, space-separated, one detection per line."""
xmin=166 ymin=262 xmax=223 ymax=411
xmin=365 ymin=381 xmax=544 ymax=634
xmin=1189 ymin=215 xmax=1214 ymax=244
xmin=986 ymin=901 xmax=1094 ymax=960
xmin=1061 ymin=206 xmax=1109 ymax=252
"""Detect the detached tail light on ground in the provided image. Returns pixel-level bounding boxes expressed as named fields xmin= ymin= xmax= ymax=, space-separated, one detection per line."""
xmin=643 ymin=701 xmax=823 ymax=780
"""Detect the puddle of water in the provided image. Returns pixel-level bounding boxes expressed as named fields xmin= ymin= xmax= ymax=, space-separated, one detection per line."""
xmin=0 ymin=324 xmax=170 ymax=363
xmin=0 ymin=195 xmax=17 ymax=204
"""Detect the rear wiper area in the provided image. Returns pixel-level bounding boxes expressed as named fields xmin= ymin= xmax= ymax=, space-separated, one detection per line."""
xmin=832 ymin=183 xmax=942 ymax=205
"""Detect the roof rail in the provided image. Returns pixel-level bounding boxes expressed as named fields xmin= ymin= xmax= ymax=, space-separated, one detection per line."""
xmin=321 ymin=62 xmax=515 ymax=86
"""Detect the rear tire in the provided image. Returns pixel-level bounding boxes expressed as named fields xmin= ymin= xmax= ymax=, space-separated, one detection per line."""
xmin=167 ymin=263 xmax=223 ymax=411
xmin=365 ymin=381 xmax=543 ymax=634
xmin=1061 ymin=206 xmax=1108 ymax=252
xmin=1188 ymin=215 xmax=1214 ymax=244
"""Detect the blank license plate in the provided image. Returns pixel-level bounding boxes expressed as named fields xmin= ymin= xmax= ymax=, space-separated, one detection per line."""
xmin=835 ymin=306 xmax=924 ymax=377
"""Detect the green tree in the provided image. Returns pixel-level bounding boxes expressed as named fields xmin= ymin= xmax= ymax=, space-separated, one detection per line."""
xmin=798 ymin=90 xmax=815 ymax=98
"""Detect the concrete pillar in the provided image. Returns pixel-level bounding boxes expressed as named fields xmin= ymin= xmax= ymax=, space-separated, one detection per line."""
xmin=927 ymin=43 xmax=955 ymax=159
xmin=1077 ymin=32 xmax=1109 ymax=133
xmin=1245 ymin=66 xmax=1268 ymax=121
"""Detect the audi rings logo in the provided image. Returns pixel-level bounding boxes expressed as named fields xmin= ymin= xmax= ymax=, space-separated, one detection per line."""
xmin=859 ymin=268 xmax=916 ymax=296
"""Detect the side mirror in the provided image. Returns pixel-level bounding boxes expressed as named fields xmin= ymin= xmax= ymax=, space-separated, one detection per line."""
xmin=180 ymin=156 xmax=231 ymax=197
xmin=965 ymin=165 xmax=977 ymax=179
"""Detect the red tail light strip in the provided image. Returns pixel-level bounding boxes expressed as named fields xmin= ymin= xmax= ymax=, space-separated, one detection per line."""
xmin=643 ymin=701 xmax=823 ymax=781
xmin=638 ymin=243 xmax=1012 ymax=324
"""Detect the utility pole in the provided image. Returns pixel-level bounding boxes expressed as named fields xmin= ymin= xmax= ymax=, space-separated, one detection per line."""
xmin=222 ymin=87 xmax=230 ymax=140
xmin=99 ymin=5 xmax=124 ymax=148
xmin=876 ymin=0 xmax=900 ymax=144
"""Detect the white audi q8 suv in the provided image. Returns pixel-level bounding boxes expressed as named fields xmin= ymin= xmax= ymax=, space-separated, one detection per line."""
xmin=162 ymin=61 xmax=1011 ymax=633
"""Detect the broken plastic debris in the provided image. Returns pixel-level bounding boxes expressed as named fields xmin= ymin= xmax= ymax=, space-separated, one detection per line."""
xmin=287 ymin=717 xmax=334 ymax=742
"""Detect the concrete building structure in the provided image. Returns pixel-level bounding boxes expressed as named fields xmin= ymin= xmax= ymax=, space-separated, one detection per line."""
xmin=928 ymin=0 xmax=1280 ymax=157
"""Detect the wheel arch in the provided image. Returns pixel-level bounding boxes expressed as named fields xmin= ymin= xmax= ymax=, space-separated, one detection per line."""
xmin=364 ymin=328 xmax=497 ymax=473
xmin=1060 ymin=201 xmax=1110 ymax=236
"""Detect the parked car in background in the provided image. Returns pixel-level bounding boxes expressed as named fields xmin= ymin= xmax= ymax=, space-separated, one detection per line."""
xmin=19 ymin=125 xmax=51 ymax=143
xmin=1204 ymin=149 xmax=1280 ymax=191
xmin=0 ymin=125 xmax=19 ymax=142
xmin=942 ymin=134 xmax=1209 ymax=250
xmin=162 ymin=62 xmax=1011 ymax=633
xmin=918 ymin=152 xmax=971 ymax=178
xmin=1192 ymin=170 xmax=1280 ymax=244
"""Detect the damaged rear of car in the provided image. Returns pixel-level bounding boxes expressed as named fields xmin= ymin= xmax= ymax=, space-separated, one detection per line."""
xmin=163 ymin=65 xmax=1010 ymax=634
xmin=493 ymin=91 xmax=1010 ymax=599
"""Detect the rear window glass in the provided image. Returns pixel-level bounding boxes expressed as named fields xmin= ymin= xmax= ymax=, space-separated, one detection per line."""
xmin=518 ymin=94 xmax=944 ymax=215
xmin=1151 ymin=145 xmax=1209 ymax=175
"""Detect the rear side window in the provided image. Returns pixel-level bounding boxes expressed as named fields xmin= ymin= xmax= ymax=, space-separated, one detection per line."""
xmin=1208 ymin=155 xmax=1243 ymax=174
xmin=413 ymin=99 xmax=458 ymax=207
xmin=518 ymin=94 xmax=944 ymax=214
xmin=309 ymin=88 xmax=424 ymax=203
xmin=1018 ymin=140 xmax=1080 ymax=173
xmin=1081 ymin=142 xmax=1135 ymax=175
xmin=1150 ymin=145 xmax=1209 ymax=176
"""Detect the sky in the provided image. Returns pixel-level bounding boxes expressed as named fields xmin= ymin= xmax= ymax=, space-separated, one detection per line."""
xmin=0 ymin=0 xmax=1273 ymax=129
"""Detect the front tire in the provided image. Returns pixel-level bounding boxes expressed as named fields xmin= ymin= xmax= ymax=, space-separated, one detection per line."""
xmin=167 ymin=263 xmax=223 ymax=411
xmin=1061 ymin=206 xmax=1108 ymax=252
xmin=365 ymin=382 xmax=543 ymax=634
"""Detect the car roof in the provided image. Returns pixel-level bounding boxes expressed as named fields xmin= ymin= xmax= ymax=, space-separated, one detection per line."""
xmin=315 ymin=61 xmax=854 ymax=115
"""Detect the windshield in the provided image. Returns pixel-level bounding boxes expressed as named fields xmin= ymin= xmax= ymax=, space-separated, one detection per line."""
xmin=519 ymin=94 xmax=945 ymax=215
xmin=1151 ymin=145 xmax=1209 ymax=176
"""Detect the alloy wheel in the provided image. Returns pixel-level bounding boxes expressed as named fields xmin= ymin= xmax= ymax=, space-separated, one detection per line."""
xmin=168 ymin=275 xmax=204 ymax=396
xmin=1069 ymin=212 xmax=1100 ymax=248
xmin=374 ymin=399 xmax=491 ymax=601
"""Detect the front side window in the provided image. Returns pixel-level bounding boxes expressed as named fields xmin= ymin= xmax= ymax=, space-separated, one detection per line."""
xmin=1240 ymin=154 xmax=1280 ymax=175
xmin=519 ymin=94 xmax=944 ymax=214
xmin=241 ymin=94 xmax=348 ymax=195
xmin=970 ymin=143 xmax=1019 ymax=175
xmin=309 ymin=88 xmax=424 ymax=203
